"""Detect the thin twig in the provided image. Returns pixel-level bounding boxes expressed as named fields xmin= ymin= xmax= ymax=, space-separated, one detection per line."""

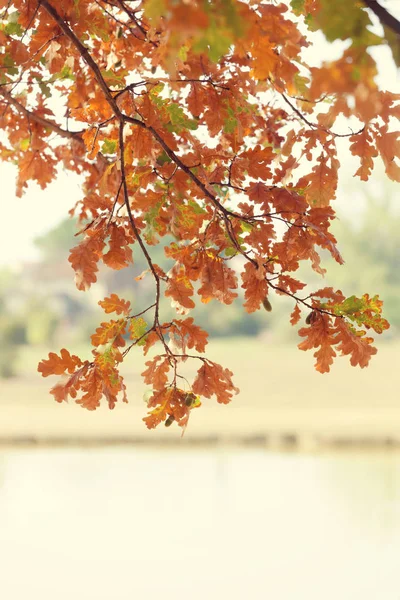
xmin=281 ymin=93 xmax=365 ymax=138
xmin=0 ymin=88 xmax=84 ymax=139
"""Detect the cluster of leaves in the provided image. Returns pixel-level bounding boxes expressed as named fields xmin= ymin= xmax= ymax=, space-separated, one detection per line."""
xmin=0 ymin=0 xmax=398 ymax=430
xmin=296 ymin=288 xmax=389 ymax=373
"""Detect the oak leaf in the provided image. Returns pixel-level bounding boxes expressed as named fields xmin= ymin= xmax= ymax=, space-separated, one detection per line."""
xmin=165 ymin=267 xmax=195 ymax=314
xmin=91 ymin=319 xmax=127 ymax=347
xmin=69 ymin=228 xmax=106 ymax=291
xmin=98 ymin=294 xmax=131 ymax=316
xmin=192 ymin=361 xmax=239 ymax=404
xmin=38 ymin=349 xmax=83 ymax=377
xmin=290 ymin=304 xmax=301 ymax=326
xmin=241 ymin=262 xmax=268 ymax=313
xmin=349 ymin=128 xmax=378 ymax=181
xmin=142 ymin=356 xmax=170 ymax=391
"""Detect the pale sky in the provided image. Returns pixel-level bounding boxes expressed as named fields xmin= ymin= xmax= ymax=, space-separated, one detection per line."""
xmin=0 ymin=2 xmax=399 ymax=267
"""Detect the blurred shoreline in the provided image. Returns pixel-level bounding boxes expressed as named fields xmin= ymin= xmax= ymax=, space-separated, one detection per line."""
xmin=2 ymin=337 xmax=399 ymax=452
xmin=2 ymin=438 xmax=400 ymax=452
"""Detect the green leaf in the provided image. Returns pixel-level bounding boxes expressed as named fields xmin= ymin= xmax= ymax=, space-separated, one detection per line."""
xmin=129 ymin=317 xmax=148 ymax=345
xmin=193 ymin=19 xmax=232 ymax=62
xmin=240 ymin=221 xmax=253 ymax=234
xmin=19 ymin=138 xmax=30 ymax=151
xmin=314 ymin=0 xmax=382 ymax=46
xmin=224 ymin=246 xmax=237 ymax=258
xmin=100 ymin=69 xmax=126 ymax=88
xmin=8 ymin=10 xmax=20 ymax=24
xmin=5 ymin=21 xmax=23 ymax=36
xmin=223 ymin=105 xmax=238 ymax=134
xmin=156 ymin=151 xmax=172 ymax=166
xmin=290 ymin=0 xmax=306 ymax=16
xmin=102 ymin=139 xmax=117 ymax=155
xmin=59 ymin=65 xmax=75 ymax=80
xmin=39 ymin=82 xmax=51 ymax=98
xmin=143 ymin=0 xmax=167 ymax=21
xmin=166 ymin=103 xmax=198 ymax=133
xmin=3 ymin=54 xmax=18 ymax=75
xmin=337 ymin=295 xmax=365 ymax=315
xmin=187 ymin=199 xmax=206 ymax=215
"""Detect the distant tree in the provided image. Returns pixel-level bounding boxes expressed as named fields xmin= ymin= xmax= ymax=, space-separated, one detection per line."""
xmin=327 ymin=181 xmax=400 ymax=331
xmin=0 ymin=1 xmax=399 ymax=429
xmin=34 ymin=218 xmax=78 ymax=260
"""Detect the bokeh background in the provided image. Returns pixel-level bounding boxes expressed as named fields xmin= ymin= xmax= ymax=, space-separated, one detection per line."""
xmin=1 ymin=3 xmax=400 ymax=598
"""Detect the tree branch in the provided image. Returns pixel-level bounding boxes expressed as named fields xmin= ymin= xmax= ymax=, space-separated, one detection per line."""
xmin=362 ymin=0 xmax=400 ymax=36
xmin=281 ymin=93 xmax=365 ymax=138
xmin=40 ymin=0 xmax=124 ymax=119
xmin=0 ymin=88 xmax=83 ymax=140
xmin=41 ymin=0 xmax=255 ymax=265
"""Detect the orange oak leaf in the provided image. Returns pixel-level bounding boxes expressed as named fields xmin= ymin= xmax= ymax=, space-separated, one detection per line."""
xmin=102 ymin=223 xmax=133 ymax=270
xmin=198 ymin=252 xmax=238 ymax=305
xmin=350 ymin=128 xmax=378 ymax=181
xmin=38 ymin=349 xmax=83 ymax=377
xmin=192 ymin=361 xmax=239 ymax=404
xmin=143 ymin=389 xmax=171 ymax=429
xmin=169 ymin=317 xmax=208 ymax=354
xmin=82 ymin=127 xmax=101 ymax=160
xmin=142 ymin=356 xmax=170 ymax=391
xmin=143 ymin=387 xmax=193 ymax=429
xmin=91 ymin=319 xmax=127 ymax=347
xmin=241 ymin=262 xmax=268 ymax=313
xmin=298 ymin=152 xmax=339 ymax=207
xmin=165 ymin=267 xmax=196 ymax=314
xmin=76 ymin=367 xmax=103 ymax=411
xmin=298 ymin=313 xmax=337 ymax=374
xmin=6 ymin=0 xmax=395 ymax=428
xmin=98 ymin=293 xmax=131 ymax=316
xmin=69 ymin=228 xmax=106 ymax=291
xmin=16 ymin=150 xmax=57 ymax=196
xmin=49 ymin=363 xmax=90 ymax=403
xmin=290 ymin=304 xmax=301 ymax=326
xmin=373 ymin=125 xmax=400 ymax=182
xmin=334 ymin=319 xmax=377 ymax=368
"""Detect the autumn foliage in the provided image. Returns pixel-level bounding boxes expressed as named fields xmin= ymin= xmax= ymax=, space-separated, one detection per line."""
xmin=1 ymin=0 xmax=398 ymax=430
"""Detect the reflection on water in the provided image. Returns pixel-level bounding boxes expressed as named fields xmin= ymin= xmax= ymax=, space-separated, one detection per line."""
xmin=0 ymin=448 xmax=399 ymax=600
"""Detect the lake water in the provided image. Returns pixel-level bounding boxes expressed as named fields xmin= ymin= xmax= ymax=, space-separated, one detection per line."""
xmin=0 ymin=447 xmax=399 ymax=600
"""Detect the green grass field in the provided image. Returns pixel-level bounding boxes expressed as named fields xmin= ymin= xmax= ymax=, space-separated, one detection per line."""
xmin=12 ymin=335 xmax=400 ymax=407
xmin=1 ymin=336 xmax=399 ymax=444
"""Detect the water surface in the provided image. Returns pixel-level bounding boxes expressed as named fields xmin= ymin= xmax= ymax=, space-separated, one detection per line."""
xmin=0 ymin=448 xmax=399 ymax=600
